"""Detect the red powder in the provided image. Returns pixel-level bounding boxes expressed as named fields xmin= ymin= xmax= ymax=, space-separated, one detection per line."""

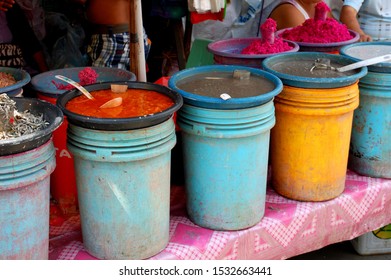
xmin=241 ymin=18 xmax=293 ymax=55
xmin=280 ymin=18 xmax=352 ymax=43
xmin=53 ymin=67 xmax=99 ymax=90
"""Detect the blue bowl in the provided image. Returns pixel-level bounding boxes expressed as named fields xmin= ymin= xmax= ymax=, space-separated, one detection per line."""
xmin=31 ymin=67 xmax=136 ymax=98
xmin=262 ymin=52 xmax=368 ymax=88
xmin=168 ymin=65 xmax=283 ymax=109
xmin=0 ymin=67 xmax=31 ymax=96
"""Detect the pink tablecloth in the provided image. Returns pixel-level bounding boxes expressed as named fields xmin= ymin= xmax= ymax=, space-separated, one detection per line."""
xmin=48 ymin=170 xmax=391 ymax=260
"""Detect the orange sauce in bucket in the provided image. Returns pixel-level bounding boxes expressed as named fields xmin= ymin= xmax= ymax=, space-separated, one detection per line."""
xmin=65 ymin=88 xmax=174 ymax=118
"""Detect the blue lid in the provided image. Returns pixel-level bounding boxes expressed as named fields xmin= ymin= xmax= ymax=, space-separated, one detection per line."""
xmin=0 ymin=67 xmax=30 ymax=96
xmin=31 ymin=66 xmax=136 ymax=98
xmin=340 ymin=42 xmax=391 ymax=73
xmin=262 ymin=52 xmax=368 ymax=88
xmin=168 ymin=65 xmax=283 ymax=109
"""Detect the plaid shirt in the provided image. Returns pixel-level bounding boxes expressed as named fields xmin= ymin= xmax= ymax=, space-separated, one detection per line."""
xmin=87 ymin=31 xmax=150 ymax=70
xmin=344 ymin=0 xmax=391 ymax=41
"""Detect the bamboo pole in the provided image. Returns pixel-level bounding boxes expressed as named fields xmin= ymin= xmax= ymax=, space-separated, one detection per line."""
xmin=129 ymin=0 xmax=146 ymax=82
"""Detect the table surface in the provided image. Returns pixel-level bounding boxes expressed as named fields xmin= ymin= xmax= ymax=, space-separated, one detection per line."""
xmin=48 ymin=170 xmax=391 ymax=260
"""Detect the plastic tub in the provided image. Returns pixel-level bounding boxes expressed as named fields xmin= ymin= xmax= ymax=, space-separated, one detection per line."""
xmin=57 ymin=82 xmax=183 ymax=259
xmin=169 ymin=65 xmax=282 ymax=230
xmin=0 ymin=140 xmax=56 ymax=259
xmin=262 ymin=52 xmax=367 ymax=201
xmin=31 ymin=67 xmax=136 ymax=215
xmin=340 ymin=43 xmax=391 ymax=178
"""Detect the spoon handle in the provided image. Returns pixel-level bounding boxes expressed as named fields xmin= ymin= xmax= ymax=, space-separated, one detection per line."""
xmin=55 ymin=75 xmax=94 ymax=100
xmin=337 ymin=54 xmax=391 ymax=72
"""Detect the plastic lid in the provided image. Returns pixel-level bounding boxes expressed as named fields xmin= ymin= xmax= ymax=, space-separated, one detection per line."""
xmin=168 ymin=65 xmax=283 ymax=109
xmin=262 ymin=52 xmax=368 ymax=88
xmin=31 ymin=67 xmax=136 ymax=97
xmin=340 ymin=42 xmax=391 ymax=73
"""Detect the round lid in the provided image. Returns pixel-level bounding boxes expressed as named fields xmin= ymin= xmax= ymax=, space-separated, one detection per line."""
xmin=0 ymin=67 xmax=31 ymax=96
xmin=340 ymin=42 xmax=391 ymax=73
xmin=168 ymin=65 xmax=283 ymax=109
xmin=0 ymin=97 xmax=63 ymax=156
xmin=207 ymin=37 xmax=299 ymax=59
xmin=276 ymin=29 xmax=359 ymax=53
xmin=262 ymin=52 xmax=368 ymax=88
xmin=56 ymin=82 xmax=183 ymax=131
xmin=31 ymin=67 xmax=136 ymax=97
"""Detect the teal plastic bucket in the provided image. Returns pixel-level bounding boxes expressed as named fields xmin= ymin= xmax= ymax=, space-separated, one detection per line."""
xmin=67 ymin=118 xmax=176 ymax=259
xmin=177 ymin=100 xmax=276 ymax=230
xmin=0 ymin=140 xmax=56 ymax=259
xmin=348 ymin=71 xmax=391 ymax=178
xmin=340 ymin=43 xmax=391 ymax=178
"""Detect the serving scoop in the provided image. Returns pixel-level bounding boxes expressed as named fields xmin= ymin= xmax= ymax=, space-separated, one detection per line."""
xmin=310 ymin=54 xmax=391 ymax=72
xmin=55 ymin=75 xmax=94 ymax=100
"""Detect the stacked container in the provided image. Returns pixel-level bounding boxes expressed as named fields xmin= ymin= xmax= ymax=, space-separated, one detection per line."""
xmin=340 ymin=42 xmax=391 ymax=255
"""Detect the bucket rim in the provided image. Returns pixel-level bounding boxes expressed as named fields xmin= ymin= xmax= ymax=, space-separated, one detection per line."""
xmin=56 ymin=81 xmax=183 ymax=131
xmin=30 ymin=66 xmax=136 ymax=97
xmin=168 ymin=65 xmax=283 ymax=109
xmin=0 ymin=98 xmax=63 ymax=156
xmin=262 ymin=52 xmax=368 ymax=88
xmin=340 ymin=42 xmax=391 ymax=73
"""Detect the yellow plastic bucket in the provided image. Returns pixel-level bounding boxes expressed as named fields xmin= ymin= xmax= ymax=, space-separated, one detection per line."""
xmin=271 ymin=83 xmax=359 ymax=201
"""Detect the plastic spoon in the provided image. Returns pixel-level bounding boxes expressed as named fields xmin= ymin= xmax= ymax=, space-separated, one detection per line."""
xmin=55 ymin=75 xmax=94 ymax=100
xmin=99 ymin=97 xmax=123 ymax=109
xmin=311 ymin=54 xmax=391 ymax=72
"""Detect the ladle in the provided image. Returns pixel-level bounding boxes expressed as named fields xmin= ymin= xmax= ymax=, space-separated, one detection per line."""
xmin=99 ymin=97 xmax=123 ymax=109
xmin=55 ymin=75 xmax=95 ymax=100
xmin=310 ymin=54 xmax=391 ymax=72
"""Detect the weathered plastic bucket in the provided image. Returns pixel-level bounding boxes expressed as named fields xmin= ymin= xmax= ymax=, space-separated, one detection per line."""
xmin=56 ymin=82 xmax=183 ymax=259
xmin=67 ymin=119 xmax=176 ymax=259
xmin=169 ymin=65 xmax=283 ymax=230
xmin=37 ymin=94 xmax=78 ymax=215
xmin=0 ymin=140 xmax=56 ymax=259
xmin=31 ymin=67 xmax=136 ymax=215
xmin=263 ymin=52 xmax=367 ymax=201
xmin=340 ymin=43 xmax=391 ymax=178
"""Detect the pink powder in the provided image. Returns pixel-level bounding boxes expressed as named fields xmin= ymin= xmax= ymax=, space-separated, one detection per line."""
xmin=241 ymin=18 xmax=293 ymax=55
xmin=280 ymin=18 xmax=352 ymax=43
xmin=314 ymin=1 xmax=330 ymax=21
xmin=280 ymin=2 xmax=352 ymax=43
xmin=260 ymin=18 xmax=277 ymax=44
xmin=53 ymin=67 xmax=99 ymax=90
xmin=241 ymin=38 xmax=293 ymax=55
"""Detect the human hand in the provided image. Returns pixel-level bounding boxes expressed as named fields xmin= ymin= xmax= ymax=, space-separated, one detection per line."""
xmin=0 ymin=0 xmax=15 ymax=12
xmin=359 ymin=33 xmax=372 ymax=42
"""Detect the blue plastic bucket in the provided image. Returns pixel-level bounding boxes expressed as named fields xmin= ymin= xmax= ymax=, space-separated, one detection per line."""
xmin=0 ymin=140 xmax=56 ymax=259
xmin=67 ymin=118 xmax=176 ymax=259
xmin=169 ymin=65 xmax=282 ymax=230
xmin=348 ymin=71 xmax=391 ymax=178
xmin=340 ymin=43 xmax=391 ymax=178
xmin=177 ymin=100 xmax=276 ymax=230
